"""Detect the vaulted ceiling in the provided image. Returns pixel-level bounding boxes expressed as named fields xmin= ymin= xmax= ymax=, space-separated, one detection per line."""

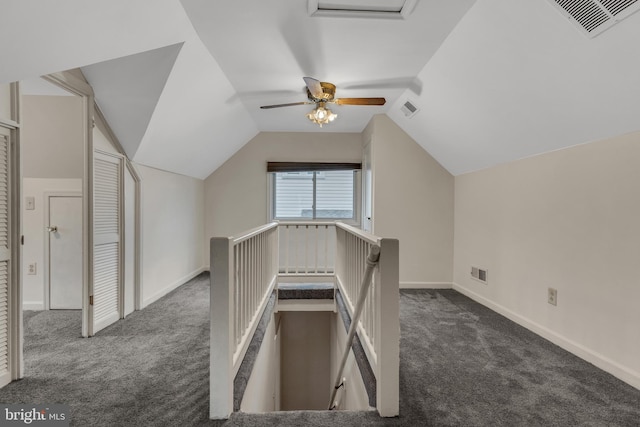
xmin=3 ymin=0 xmax=640 ymax=179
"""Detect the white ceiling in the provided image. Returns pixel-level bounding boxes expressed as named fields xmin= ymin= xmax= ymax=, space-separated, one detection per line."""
xmin=2 ymin=0 xmax=640 ymax=179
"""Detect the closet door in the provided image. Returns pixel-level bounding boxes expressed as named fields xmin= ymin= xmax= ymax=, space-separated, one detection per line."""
xmin=0 ymin=126 xmax=12 ymax=387
xmin=90 ymin=151 xmax=122 ymax=334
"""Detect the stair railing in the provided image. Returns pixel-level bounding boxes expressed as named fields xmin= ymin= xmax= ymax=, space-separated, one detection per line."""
xmin=329 ymin=244 xmax=380 ymax=409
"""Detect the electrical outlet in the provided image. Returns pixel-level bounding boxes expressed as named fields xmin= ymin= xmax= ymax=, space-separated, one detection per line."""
xmin=28 ymin=263 xmax=37 ymax=275
xmin=548 ymin=288 xmax=557 ymax=306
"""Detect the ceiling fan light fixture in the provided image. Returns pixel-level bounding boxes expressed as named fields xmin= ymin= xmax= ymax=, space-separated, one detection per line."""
xmin=307 ymin=103 xmax=337 ymax=127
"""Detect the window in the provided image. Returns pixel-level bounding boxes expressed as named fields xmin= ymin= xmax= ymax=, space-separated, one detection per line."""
xmin=268 ymin=162 xmax=361 ymax=222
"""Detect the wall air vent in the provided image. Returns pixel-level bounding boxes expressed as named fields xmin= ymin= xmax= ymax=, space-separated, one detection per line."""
xmin=400 ymin=100 xmax=419 ymax=118
xmin=547 ymin=0 xmax=640 ymax=37
xmin=471 ymin=266 xmax=488 ymax=284
xmin=308 ymin=0 xmax=417 ymax=19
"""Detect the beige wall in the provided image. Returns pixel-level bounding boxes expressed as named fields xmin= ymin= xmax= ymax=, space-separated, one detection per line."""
xmin=22 ymin=95 xmax=84 ymax=178
xmin=367 ymin=115 xmax=454 ymax=286
xmin=280 ymin=311 xmax=331 ymax=410
xmin=204 ymin=131 xmax=362 ymax=265
xmin=453 ymin=131 xmax=640 ymax=388
xmin=138 ymin=164 xmax=206 ymax=307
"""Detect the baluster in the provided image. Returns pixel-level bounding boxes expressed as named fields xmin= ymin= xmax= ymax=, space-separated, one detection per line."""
xmin=252 ymin=236 xmax=256 ymax=316
xmin=248 ymin=237 xmax=252 ymax=319
xmin=244 ymin=240 xmax=248 ymax=333
xmin=239 ymin=242 xmax=244 ymax=342
xmin=293 ymin=225 xmax=298 ymax=274
xmin=260 ymin=233 xmax=264 ymax=294
xmin=234 ymin=245 xmax=239 ymax=347
xmin=235 ymin=243 xmax=239 ymax=347
xmin=305 ymin=225 xmax=309 ymax=275
xmin=314 ymin=225 xmax=319 ymax=274
xmin=252 ymin=236 xmax=257 ymax=315
xmin=324 ymin=225 xmax=329 ymax=274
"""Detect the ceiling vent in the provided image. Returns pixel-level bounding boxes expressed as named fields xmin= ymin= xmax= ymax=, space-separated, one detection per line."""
xmin=308 ymin=0 xmax=417 ymax=19
xmin=547 ymin=0 xmax=640 ymax=37
xmin=400 ymin=100 xmax=419 ymax=118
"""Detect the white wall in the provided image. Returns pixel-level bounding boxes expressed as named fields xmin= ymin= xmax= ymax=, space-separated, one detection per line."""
xmin=93 ymin=117 xmax=120 ymax=155
xmin=204 ymin=131 xmax=362 ymax=267
xmin=22 ymin=178 xmax=82 ymax=309
xmin=0 ymin=84 xmax=11 ymax=120
xmin=240 ymin=312 xmax=279 ymax=413
xmin=138 ymin=164 xmax=205 ymax=307
xmin=21 ymin=95 xmax=84 ymax=178
xmin=330 ymin=313 xmax=370 ymax=410
xmin=366 ymin=115 xmax=454 ymax=287
xmin=453 ymin=131 xmax=640 ymax=389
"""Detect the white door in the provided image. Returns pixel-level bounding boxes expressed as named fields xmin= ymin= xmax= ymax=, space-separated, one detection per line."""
xmin=0 ymin=125 xmax=13 ymax=388
xmin=48 ymin=196 xmax=82 ymax=309
xmin=90 ymin=151 xmax=122 ymax=335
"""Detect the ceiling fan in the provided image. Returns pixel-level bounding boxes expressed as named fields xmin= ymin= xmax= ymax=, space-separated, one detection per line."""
xmin=260 ymin=77 xmax=386 ymax=127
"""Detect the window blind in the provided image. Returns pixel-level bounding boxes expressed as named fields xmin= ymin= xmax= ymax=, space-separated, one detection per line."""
xmin=267 ymin=162 xmax=361 ymax=173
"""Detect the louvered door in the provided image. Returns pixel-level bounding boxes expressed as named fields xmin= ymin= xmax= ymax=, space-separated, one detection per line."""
xmin=91 ymin=151 xmax=122 ymax=334
xmin=0 ymin=127 xmax=12 ymax=387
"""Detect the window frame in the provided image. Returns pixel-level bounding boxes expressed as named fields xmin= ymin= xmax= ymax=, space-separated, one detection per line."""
xmin=267 ymin=164 xmax=361 ymax=225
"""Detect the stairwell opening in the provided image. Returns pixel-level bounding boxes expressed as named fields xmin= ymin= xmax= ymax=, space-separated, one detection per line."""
xmin=237 ymin=293 xmax=374 ymax=414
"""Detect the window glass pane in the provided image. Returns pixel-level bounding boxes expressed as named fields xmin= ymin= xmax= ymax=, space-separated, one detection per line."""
xmin=274 ymin=172 xmax=314 ymax=218
xmin=316 ymin=170 xmax=354 ymax=219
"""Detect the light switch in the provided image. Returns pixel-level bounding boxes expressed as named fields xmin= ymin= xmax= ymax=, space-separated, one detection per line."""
xmin=25 ymin=196 xmax=35 ymax=210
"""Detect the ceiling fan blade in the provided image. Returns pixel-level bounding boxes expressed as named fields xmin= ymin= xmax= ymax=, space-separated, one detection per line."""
xmin=333 ymin=97 xmax=386 ymax=106
xmin=260 ymin=101 xmax=312 ymax=109
xmin=303 ymin=77 xmax=324 ymax=99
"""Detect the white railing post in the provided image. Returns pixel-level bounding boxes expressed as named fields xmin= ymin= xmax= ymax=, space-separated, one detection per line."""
xmin=375 ymin=238 xmax=399 ymax=417
xmin=210 ymin=237 xmax=234 ymax=419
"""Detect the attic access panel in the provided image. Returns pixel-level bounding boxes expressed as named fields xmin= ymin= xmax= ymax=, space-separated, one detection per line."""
xmin=547 ymin=0 xmax=640 ymax=37
xmin=308 ymin=0 xmax=417 ymax=19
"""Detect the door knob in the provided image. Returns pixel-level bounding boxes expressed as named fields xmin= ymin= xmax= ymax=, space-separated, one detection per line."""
xmin=47 ymin=226 xmax=58 ymax=233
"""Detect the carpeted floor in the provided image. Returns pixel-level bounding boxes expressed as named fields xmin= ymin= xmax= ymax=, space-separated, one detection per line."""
xmin=1 ymin=275 xmax=638 ymax=426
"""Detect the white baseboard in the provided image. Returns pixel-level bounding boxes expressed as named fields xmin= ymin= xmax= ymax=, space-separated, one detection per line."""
xmin=400 ymin=282 xmax=453 ymax=289
xmin=452 ymin=282 xmax=640 ymax=391
xmin=142 ymin=267 xmax=206 ymax=308
xmin=23 ymin=301 xmax=45 ymax=311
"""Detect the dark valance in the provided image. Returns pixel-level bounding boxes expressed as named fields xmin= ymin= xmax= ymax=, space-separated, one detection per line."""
xmin=267 ymin=162 xmax=362 ymax=173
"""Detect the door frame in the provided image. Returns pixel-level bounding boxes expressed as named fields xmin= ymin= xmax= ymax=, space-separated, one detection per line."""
xmin=42 ymin=72 xmax=95 ymax=337
xmin=43 ymin=192 xmax=82 ymax=310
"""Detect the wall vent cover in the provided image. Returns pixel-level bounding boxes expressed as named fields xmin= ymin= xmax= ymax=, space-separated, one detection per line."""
xmin=547 ymin=0 xmax=640 ymax=37
xmin=309 ymin=0 xmax=417 ymax=19
xmin=400 ymin=100 xmax=419 ymax=118
xmin=471 ymin=266 xmax=488 ymax=284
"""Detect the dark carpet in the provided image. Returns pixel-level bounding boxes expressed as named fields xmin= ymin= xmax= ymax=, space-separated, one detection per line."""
xmin=0 ymin=276 xmax=638 ymax=426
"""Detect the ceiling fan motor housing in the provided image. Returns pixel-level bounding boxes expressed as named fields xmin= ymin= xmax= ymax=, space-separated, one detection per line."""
xmin=307 ymin=81 xmax=336 ymax=101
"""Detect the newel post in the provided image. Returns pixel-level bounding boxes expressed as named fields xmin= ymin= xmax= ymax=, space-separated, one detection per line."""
xmin=376 ymin=238 xmax=399 ymax=417
xmin=210 ymin=237 xmax=234 ymax=419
